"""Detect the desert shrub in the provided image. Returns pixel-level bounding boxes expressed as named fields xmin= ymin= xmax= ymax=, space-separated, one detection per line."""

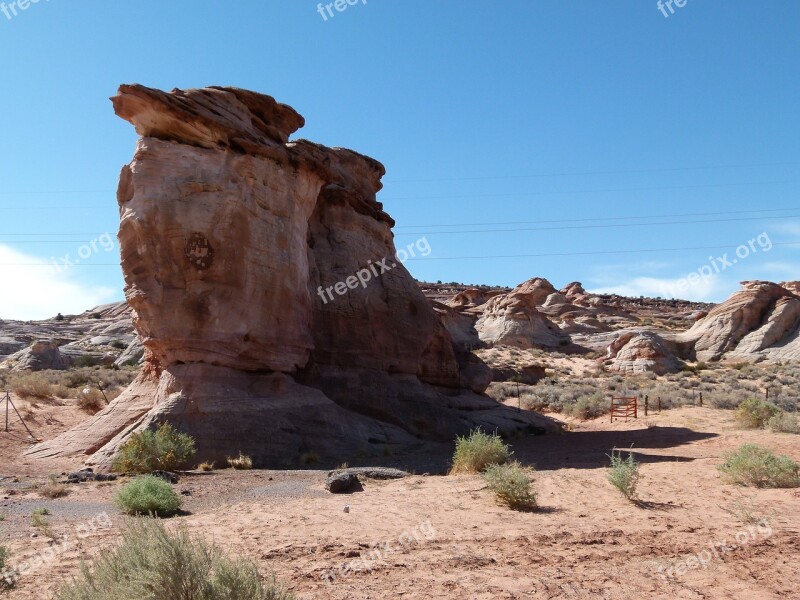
xmin=450 ymin=429 xmax=511 ymax=474
xmin=767 ymin=412 xmax=800 ymax=434
xmin=482 ymin=461 xmax=537 ymax=510
xmin=0 ymin=545 xmax=11 ymax=589
xmin=568 ymin=392 xmax=607 ymax=420
xmin=607 ymin=450 xmax=641 ymax=501
xmin=718 ymin=444 xmax=800 ymax=488
xmin=227 ymin=453 xmax=253 ymax=470
xmin=112 ymin=423 xmax=196 ymax=474
xmin=197 ymin=462 xmax=215 ymax=472
xmin=77 ymin=388 xmax=105 ymax=412
xmin=114 ymin=475 xmax=181 ymax=517
xmin=10 ymin=374 xmax=53 ymax=400
xmin=40 ymin=475 xmax=69 ymax=499
xmin=56 ymin=519 xmax=294 ymax=600
xmin=735 ymin=398 xmax=781 ymax=429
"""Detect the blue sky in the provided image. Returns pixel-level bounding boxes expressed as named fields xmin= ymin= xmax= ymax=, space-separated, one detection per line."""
xmin=0 ymin=0 xmax=798 ymax=319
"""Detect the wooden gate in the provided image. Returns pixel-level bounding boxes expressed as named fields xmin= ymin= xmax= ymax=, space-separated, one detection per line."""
xmin=610 ymin=396 xmax=638 ymax=422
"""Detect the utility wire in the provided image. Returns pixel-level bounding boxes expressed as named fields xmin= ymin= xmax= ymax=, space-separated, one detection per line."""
xmin=383 ymin=161 xmax=800 ymax=183
xmin=3 ymin=240 xmax=799 ymax=266
xmin=381 ymin=180 xmax=798 ymax=201
xmin=393 ymin=214 xmax=800 ymax=236
xmin=394 ymin=207 xmax=800 ymax=229
xmin=2 ymin=210 xmax=799 ymax=242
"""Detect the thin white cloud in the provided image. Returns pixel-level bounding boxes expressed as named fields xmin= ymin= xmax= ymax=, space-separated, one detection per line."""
xmin=769 ymin=221 xmax=800 ymax=237
xmin=589 ymin=275 xmax=728 ymax=302
xmin=761 ymin=261 xmax=800 ymax=281
xmin=0 ymin=245 xmax=118 ymax=320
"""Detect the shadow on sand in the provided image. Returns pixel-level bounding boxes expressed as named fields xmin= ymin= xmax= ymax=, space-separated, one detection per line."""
xmin=509 ymin=425 xmax=718 ymax=471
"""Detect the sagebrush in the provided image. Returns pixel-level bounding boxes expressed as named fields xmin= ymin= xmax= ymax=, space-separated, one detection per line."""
xmin=482 ymin=461 xmax=537 ymax=510
xmin=718 ymin=444 xmax=800 ymax=488
xmin=114 ymin=475 xmax=182 ymax=517
xmin=607 ymin=450 xmax=641 ymax=501
xmin=112 ymin=423 xmax=196 ymax=474
xmin=56 ymin=519 xmax=294 ymax=600
xmin=735 ymin=398 xmax=781 ymax=429
xmin=450 ymin=429 xmax=511 ymax=474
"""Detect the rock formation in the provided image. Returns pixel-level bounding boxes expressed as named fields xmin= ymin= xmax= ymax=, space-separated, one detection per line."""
xmin=27 ymin=84 xmax=544 ymax=468
xmin=473 ymin=279 xmax=570 ymax=349
xmin=679 ymin=281 xmax=800 ymax=362
xmin=8 ymin=340 xmax=70 ymax=372
xmin=607 ymin=331 xmax=680 ymax=375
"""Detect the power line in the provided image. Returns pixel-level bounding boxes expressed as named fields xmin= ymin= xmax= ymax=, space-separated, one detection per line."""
xmin=403 ymin=241 xmax=800 ymax=261
xmin=383 ymin=161 xmax=800 ymax=184
xmin=1 ymin=213 xmax=797 ymax=243
xmin=393 ymin=214 xmax=800 ymax=236
xmin=394 ymin=207 xmax=800 ymax=229
xmin=0 ymin=208 xmax=796 ymax=236
xmin=0 ymin=191 xmax=111 ymax=195
xmin=381 ymin=180 xmax=798 ymax=201
xmin=2 ymin=241 xmax=799 ymax=267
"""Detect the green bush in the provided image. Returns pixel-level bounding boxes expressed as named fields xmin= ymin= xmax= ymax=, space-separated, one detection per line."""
xmin=0 ymin=544 xmax=11 ymax=589
xmin=112 ymin=423 xmax=196 ymax=474
xmin=482 ymin=461 xmax=537 ymax=510
xmin=56 ymin=519 xmax=294 ymax=600
xmin=114 ymin=475 xmax=182 ymax=517
xmin=735 ymin=398 xmax=781 ymax=429
xmin=568 ymin=393 xmax=607 ymax=420
xmin=767 ymin=412 xmax=800 ymax=434
xmin=450 ymin=429 xmax=511 ymax=474
xmin=607 ymin=450 xmax=641 ymax=501
xmin=718 ymin=444 xmax=800 ymax=488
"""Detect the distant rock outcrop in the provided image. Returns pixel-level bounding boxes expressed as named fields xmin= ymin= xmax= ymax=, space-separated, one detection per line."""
xmin=27 ymin=84 xmax=544 ymax=468
xmin=9 ymin=340 xmax=70 ymax=372
xmin=607 ymin=331 xmax=680 ymax=375
xmin=475 ymin=279 xmax=569 ymax=349
xmin=679 ymin=281 xmax=800 ymax=362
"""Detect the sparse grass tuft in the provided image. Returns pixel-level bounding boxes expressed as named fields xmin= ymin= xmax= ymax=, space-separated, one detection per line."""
xmin=10 ymin=373 xmax=54 ymax=400
xmin=482 ymin=461 xmax=537 ymax=510
xmin=197 ymin=462 xmax=215 ymax=472
xmin=607 ymin=450 xmax=641 ymax=501
xmin=450 ymin=429 xmax=511 ymax=474
xmin=40 ymin=475 xmax=69 ymax=499
xmin=77 ymin=388 xmax=106 ymax=413
xmin=55 ymin=519 xmax=294 ymax=600
xmin=114 ymin=475 xmax=182 ymax=517
xmin=227 ymin=453 xmax=253 ymax=470
xmin=112 ymin=423 xmax=196 ymax=474
xmin=718 ymin=444 xmax=800 ymax=488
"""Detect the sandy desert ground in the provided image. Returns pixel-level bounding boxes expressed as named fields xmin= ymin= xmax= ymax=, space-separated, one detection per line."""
xmin=0 ymin=398 xmax=798 ymax=600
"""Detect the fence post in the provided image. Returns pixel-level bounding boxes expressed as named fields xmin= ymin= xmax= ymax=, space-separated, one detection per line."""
xmin=658 ymin=397 xmax=662 ymax=413
xmin=644 ymin=395 xmax=649 ymax=416
xmin=699 ymin=392 xmax=703 ymax=407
